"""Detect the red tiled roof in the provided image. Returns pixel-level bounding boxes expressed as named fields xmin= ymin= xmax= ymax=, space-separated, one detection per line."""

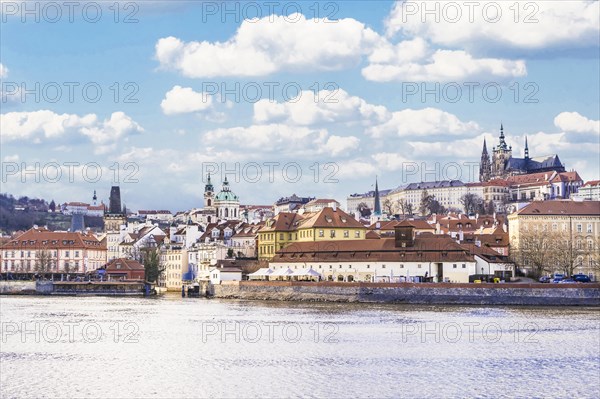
xmin=1 ymin=227 xmax=105 ymax=250
xmin=105 ymin=258 xmax=145 ymax=271
xmin=517 ymin=200 xmax=600 ymax=216
xmin=582 ymin=180 xmax=600 ymax=187
xmin=274 ymin=235 xmax=473 ymax=263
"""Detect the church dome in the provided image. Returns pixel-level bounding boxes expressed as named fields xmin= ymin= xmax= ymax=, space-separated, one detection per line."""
xmin=214 ymin=177 xmax=239 ymax=202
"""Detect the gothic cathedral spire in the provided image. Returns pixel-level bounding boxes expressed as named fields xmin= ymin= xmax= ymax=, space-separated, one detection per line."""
xmin=479 ymin=138 xmax=492 ymax=182
xmin=524 ymin=136 xmax=529 ymax=159
xmin=373 ymin=176 xmax=381 ymax=216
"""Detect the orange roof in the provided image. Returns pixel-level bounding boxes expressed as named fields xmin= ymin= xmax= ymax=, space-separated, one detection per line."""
xmin=517 ymin=200 xmax=600 ymax=216
xmin=1 ymin=227 xmax=105 ymax=250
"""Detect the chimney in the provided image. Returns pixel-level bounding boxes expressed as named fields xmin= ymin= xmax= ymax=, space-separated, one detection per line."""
xmin=459 ymin=230 xmax=464 ymax=242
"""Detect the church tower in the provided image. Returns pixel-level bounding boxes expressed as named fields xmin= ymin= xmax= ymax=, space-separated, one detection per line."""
xmin=479 ymin=138 xmax=491 ymax=182
xmin=204 ymin=173 xmax=215 ymax=209
xmin=491 ymin=124 xmax=512 ymax=179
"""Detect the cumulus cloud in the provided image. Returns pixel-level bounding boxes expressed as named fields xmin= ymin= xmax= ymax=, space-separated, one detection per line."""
xmin=0 ymin=110 xmax=143 ymax=153
xmin=203 ymin=123 xmax=360 ymax=158
xmin=155 ymin=12 xmax=524 ymax=82
xmin=363 ymin=44 xmax=526 ymax=82
xmin=0 ymin=63 xmax=8 ymax=78
xmin=160 ymin=85 xmax=214 ymax=115
xmin=385 ymin=1 xmax=600 ymax=51
xmin=155 ymin=14 xmax=379 ymax=78
xmin=554 ymin=112 xmax=600 ymax=135
xmin=366 ymin=107 xmax=480 ymax=139
xmin=253 ymin=88 xmax=389 ymax=126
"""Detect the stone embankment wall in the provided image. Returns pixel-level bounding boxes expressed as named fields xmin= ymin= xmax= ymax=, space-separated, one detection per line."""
xmin=0 ymin=281 xmax=37 ymax=295
xmin=212 ymin=281 xmax=600 ymax=306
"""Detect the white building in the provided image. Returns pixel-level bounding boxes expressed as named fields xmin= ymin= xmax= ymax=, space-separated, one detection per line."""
xmin=574 ymin=180 xmax=600 ymax=201
xmin=209 ymin=265 xmax=243 ymax=284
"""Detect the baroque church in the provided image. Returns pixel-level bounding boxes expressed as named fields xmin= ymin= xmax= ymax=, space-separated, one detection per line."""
xmin=479 ymin=124 xmax=565 ymax=182
xmin=203 ymin=174 xmax=240 ymax=222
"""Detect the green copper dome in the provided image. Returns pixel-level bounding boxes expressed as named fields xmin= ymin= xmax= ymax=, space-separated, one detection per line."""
xmin=215 ymin=177 xmax=239 ymax=201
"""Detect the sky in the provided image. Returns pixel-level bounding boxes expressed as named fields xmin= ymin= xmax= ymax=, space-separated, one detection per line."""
xmin=1 ymin=0 xmax=599 ymax=212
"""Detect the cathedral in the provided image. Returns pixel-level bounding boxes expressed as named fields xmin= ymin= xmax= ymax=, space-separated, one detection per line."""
xmin=479 ymin=125 xmax=565 ymax=182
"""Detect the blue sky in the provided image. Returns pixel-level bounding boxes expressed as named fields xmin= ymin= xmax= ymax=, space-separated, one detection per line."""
xmin=1 ymin=1 xmax=599 ymax=212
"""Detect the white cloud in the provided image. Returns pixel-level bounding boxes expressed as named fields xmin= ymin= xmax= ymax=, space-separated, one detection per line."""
xmin=253 ymin=88 xmax=390 ymax=126
xmin=554 ymin=112 xmax=600 ymax=135
xmin=160 ymin=85 xmax=213 ymax=115
xmin=3 ymin=154 xmax=19 ymax=162
xmin=385 ymin=1 xmax=600 ymax=51
xmin=334 ymin=160 xmax=378 ymax=179
xmin=203 ymin=123 xmax=360 ymax=158
xmin=155 ymin=14 xmax=379 ymax=78
xmin=363 ymin=46 xmax=526 ymax=82
xmin=1 ymin=110 xmax=143 ymax=154
xmin=366 ymin=107 xmax=480 ymax=139
xmin=324 ymin=135 xmax=360 ymax=157
xmin=0 ymin=63 xmax=8 ymax=78
xmin=372 ymin=152 xmax=412 ymax=171
xmin=155 ymin=11 xmax=530 ymax=82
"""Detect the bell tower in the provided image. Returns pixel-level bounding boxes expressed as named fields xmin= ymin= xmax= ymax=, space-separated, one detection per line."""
xmin=204 ymin=173 xmax=215 ymax=209
xmin=491 ymin=124 xmax=512 ymax=179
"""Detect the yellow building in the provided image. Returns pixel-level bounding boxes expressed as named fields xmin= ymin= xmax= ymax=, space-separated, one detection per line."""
xmin=258 ymin=207 xmax=367 ymax=260
xmin=507 ymin=200 xmax=600 ymax=278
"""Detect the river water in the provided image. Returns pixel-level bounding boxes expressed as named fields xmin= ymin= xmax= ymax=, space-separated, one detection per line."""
xmin=1 ymin=294 xmax=598 ymax=398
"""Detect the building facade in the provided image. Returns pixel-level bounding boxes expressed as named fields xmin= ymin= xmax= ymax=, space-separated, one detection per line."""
xmin=507 ymin=200 xmax=600 ymax=278
xmin=1 ymin=227 xmax=106 ymax=274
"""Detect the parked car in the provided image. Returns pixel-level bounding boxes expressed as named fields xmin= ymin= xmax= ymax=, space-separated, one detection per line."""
xmin=551 ymin=273 xmax=565 ymax=283
xmin=558 ymin=278 xmax=576 ymax=284
xmin=572 ymin=274 xmax=592 ymax=283
xmin=539 ymin=276 xmax=551 ymax=283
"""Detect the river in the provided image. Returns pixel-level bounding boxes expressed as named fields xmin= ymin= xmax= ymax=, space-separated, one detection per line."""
xmin=1 ymin=294 xmax=598 ymax=398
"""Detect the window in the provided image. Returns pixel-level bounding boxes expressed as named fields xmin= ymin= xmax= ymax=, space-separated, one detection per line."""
xmin=587 ymin=224 xmax=593 ymax=233
xmin=577 ymin=224 xmax=582 ymax=233
xmin=382 ymin=265 xmax=386 ymax=269
xmin=462 ymin=264 xmax=466 ymax=268
xmin=453 ymin=264 xmax=457 ymax=268
xmin=319 ymin=230 xmax=324 ymax=237
xmin=400 ymin=264 xmax=404 ymax=268
xmin=65 ymin=251 xmax=70 ymax=257
xmin=418 ymin=264 xmax=422 ymax=268
xmin=552 ymin=223 xmax=558 ymax=231
xmin=355 ymin=231 xmax=360 ymax=238
xmin=280 ymin=233 xmax=284 ymax=240
xmin=75 ymin=251 xmax=79 ymax=257
xmin=344 ymin=230 xmax=349 ymax=238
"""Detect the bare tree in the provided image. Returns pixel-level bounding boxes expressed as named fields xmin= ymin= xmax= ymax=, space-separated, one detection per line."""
xmin=382 ymin=199 xmax=394 ymax=215
xmin=512 ymin=227 xmax=553 ymax=278
xmin=34 ymin=249 xmax=54 ymax=274
xmin=396 ymin=199 xmax=413 ymax=217
xmin=460 ymin=193 xmax=483 ymax=215
xmin=419 ymin=190 xmax=433 ymax=216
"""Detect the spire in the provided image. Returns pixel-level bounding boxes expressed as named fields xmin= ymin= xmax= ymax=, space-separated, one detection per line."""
xmin=205 ymin=172 xmax=214 ymax=193
xmin=479 ymin=138 xmax=491 ymax=182
xmin=524 ymin=136 xmax=529 ymax=159
xmin=92 ymin=190 xmax=97 ymax=205
xmin=373 ymin=176 xmax=381 ymax=216
xmin=498 ymin=123 xmax=508 ymax=150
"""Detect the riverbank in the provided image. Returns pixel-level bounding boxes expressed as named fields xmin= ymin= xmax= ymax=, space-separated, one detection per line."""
xmin=0 ymin=280 xmax=149 ymax=296
xmin=211 ymin=281 xmax=600 ymax=306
